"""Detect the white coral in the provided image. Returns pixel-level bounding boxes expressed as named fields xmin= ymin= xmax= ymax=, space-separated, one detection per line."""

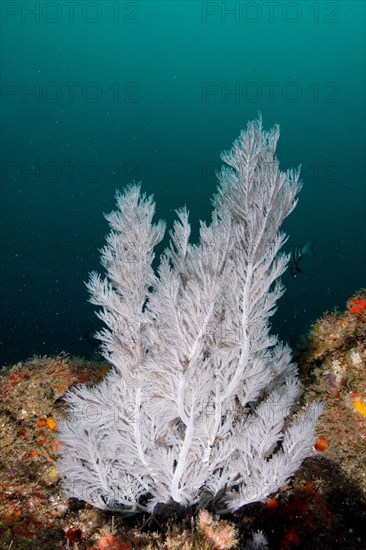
xmin=57 ymin=116 xmax=322 ymax=515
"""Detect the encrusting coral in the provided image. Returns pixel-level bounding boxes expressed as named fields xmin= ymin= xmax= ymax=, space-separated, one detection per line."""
xmin=301 ymin=289 xmax=366 ymax=496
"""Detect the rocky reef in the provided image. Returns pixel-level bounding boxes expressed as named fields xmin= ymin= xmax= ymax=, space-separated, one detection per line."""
xmin=0 ymin=292 xmax=365 ymax=549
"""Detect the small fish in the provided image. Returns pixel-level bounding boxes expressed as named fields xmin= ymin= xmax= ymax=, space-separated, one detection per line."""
xmin=290 ymin=241 xmax=315 ymax=277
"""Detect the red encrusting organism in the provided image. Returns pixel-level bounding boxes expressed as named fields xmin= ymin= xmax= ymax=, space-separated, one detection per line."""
xmin=348 ymin=298 xmax=366 ymax=323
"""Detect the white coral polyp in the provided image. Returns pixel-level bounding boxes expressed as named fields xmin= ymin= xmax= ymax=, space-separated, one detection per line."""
xmin=57 ymin=116 xmax=322 ymax=515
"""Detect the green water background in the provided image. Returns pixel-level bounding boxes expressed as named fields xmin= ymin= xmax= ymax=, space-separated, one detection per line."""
xmin=1 ymin=0 xmax=365 ymax=363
